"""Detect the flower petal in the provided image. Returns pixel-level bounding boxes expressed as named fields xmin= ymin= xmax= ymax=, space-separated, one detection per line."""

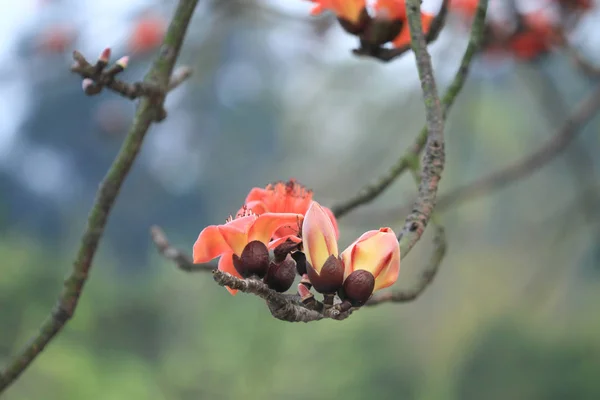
xmin=340 ymin=227 xmax=400 ymax=291
xmin=245 ymin=187 xmax=269 ymax=203
xmin=244 ymin=200 xmax=269 ymax=215
xmin=341 ymin=229 xmax=380 ymax=279
xmin=218 ymin=253 xmax=240 ymax=296
xmin=323 ymin=205 xmax=340 ymax=240
xmin=247 ymin=212 xmax=304 ymax=245
xmin=193 ymin=225 xmax=231 ymax=263
xmin=391 ymin=13 xmax=434 ymax=48
xmin=302 ymin=201 xmax=338 ymax=273
xmin=218 ymin=215 xmax=256 ymax=256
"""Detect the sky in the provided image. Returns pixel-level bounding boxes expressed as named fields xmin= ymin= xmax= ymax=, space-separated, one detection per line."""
xmin=0 ymin=0 xmax=599 ymax=202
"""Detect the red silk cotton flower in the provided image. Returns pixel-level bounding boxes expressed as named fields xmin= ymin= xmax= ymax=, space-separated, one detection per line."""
xmin=307 ymin=0 xmax=367 ymax=24
xmin=193 ymin=207 xmax=304 ymax=295
xmin=238 ymin=179 xmax=339 ymax=240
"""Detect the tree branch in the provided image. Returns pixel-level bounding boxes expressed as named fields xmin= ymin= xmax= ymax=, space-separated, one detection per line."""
xmin=151 ymin=226 xmax=354 ymax=322
xmin=150 ymin=226 xmax=215 ymax=272
xmin=433 ymin=84 xmax=600 ymax=212
xmin=395 ymin=0 xmax=445 ymax=256
xmin=0 ymin=0 xmax=199 ymax=393
xmin=332 ymin=0 xmax=489 ymax=219
xmin=213 ymin=271 xmax=353 ymax=322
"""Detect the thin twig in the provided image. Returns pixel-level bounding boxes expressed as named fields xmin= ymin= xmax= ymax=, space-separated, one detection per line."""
xmin=151 ymin=227 xmax=353 ymax=322
xmin=0 ymin=0 xmax=199 ymax=393
xmin=213 ymin=271 xmax=353 ymax=322
xmin=564 ymin=42 xmax=600 ymax=78
xmin=352 ymin=0 xmax=450 ymax=62
xmin=332 ymin=0 xmax=489 ymax=219
xmin=395 ymin=0 xmax=445 ymax=256
xmin=168 ymin=66 xmax=194 ymax=92
xmin=366 ymin=224 xmax=446 ymax=305
xmin=150 ymin=226 xmax=214 ymax=272
xmin=368 ymin=152 xmax=448 ymax=304
xmin=433 ymin=84 xmax=600 ymax=212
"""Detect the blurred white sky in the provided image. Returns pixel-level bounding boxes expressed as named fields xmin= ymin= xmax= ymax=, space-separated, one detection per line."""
xmin=0 ymin=0 xmax=598 ymax=201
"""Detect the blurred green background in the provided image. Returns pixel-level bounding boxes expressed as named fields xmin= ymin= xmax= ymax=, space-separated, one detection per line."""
xmin=1 ymin=0 xmax=600 ymax=399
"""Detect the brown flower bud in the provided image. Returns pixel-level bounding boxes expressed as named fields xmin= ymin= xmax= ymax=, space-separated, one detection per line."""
xmin=337 ymin=8 xmax=371 ymax=36
xmin=264 ymin=255 xmax=296 ymax=293
xmin=232 ymin=240 xmax=270 ymax=278
xmin=340 ymin=270 xmax=375 ymax=307
xmin=291 ymin=251 xmax=307 ymax=276
xmin=306 ymin=255 xmax=344 ymax=294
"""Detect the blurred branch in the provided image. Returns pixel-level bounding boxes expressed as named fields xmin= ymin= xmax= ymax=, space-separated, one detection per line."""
xmin=369 ymin=156 xmax=448 ymax=305
xmin=366 ymin=224 xmax=446 ymax=305
xmin=332 ymin=0 xmax=489 ymax=219
xmin=564 ymin=43 xmax=600 ymax=78
xmin=0 ymin=0 xmax=199 ymax=393
xmin=352 ymin=0 xmax=449 ymax=62
xmin=431 ymin=84 xmax=600 ymax=212
xmin=395 ymin=0 xmax=447 ymax=256
xmin=151 ymin=226 xmax=215 ymax=272
xmin=71 ymin=52 xmax=193 ymax=122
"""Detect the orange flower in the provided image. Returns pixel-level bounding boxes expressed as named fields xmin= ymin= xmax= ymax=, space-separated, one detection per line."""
xmin=128 ymin=13 xmax=167 ymax=55
xmin=35 ymin=24 xmax=77 ymax=54
xmin=340 ymin=227 xmax=400 ymax=292
xmin=302 ymin=201 xmax=344 ymax=294
xmin=448 ymin=0 xmax=478 ymax=19
xmin=306 ymin=0 xmax=366 ymax=24
xmin=239 ymin=179 xmax=339 ymax=239
xmin=507 ymin=31 xmax=552 ymax=61
xmin=301 ymin=201 xmax=400 ymax=303
xmin=373 ymin=0 xmax=436 ymax=48
xmin=193 ymin=208 xmax=303 ymax=295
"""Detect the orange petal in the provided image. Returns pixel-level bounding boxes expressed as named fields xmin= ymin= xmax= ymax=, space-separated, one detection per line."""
xmin=193 ymin=225 xmax=231 ymax=263
xmin=340 ymin=227 xmax=400 ymax=291
xmin=310 ymin=3 xmax=326 ymax=15
xmin=218 ymin=252 xmax=240 ymax=296
xmin=218 ymin=215 xmax=256 ymax=256
xmin=247 ymin=212 xmax=304 ymax=245
xmin=391 ymin=13 xmax=434 ymax=48
xmin=302 ymin=201 xmax=339 ymax=273
xmin=341 ymin=229 xmax=379 ymax=279
xmin=244 ymin=200 xmax=269 ymax=215
xmin=323 ymin=205 xmax=340 ymax=240
xmin=374 ymin=0 xmax=407 ymax=20
xmin=245 ymin=187 xmax=268 ymax=203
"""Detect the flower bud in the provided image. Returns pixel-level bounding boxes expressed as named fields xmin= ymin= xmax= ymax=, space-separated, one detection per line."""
xmin=116 ymin=56 xmax=129 ymax=69
xmin=339 ymin=270 xmax=375 ymax=306
xmin=232 ymin=240 xmax=269 ymax=278
xmin=264 ymin=255 xmax=296 ymax=292
xmin=99 ymin=47 xmax=111 ymax=63
xmin=306 ymin=254 xmax=344 ymax=294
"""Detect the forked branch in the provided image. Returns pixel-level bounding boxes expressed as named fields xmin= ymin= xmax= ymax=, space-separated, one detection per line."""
xmin=0 ymin=0 xmax=199 ymax=393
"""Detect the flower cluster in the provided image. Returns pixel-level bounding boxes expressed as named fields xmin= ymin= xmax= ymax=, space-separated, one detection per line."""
xmin=304 ymin=0 xmax=436 ymax=52
xmin=193 ymin=179 xmax=400 ymax=307
xmin=450 ymin=0 xmax=593 ymax=61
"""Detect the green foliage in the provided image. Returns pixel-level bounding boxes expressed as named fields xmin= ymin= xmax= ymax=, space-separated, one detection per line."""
xmin=2 ymin=232 xmax=600 ymax=400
